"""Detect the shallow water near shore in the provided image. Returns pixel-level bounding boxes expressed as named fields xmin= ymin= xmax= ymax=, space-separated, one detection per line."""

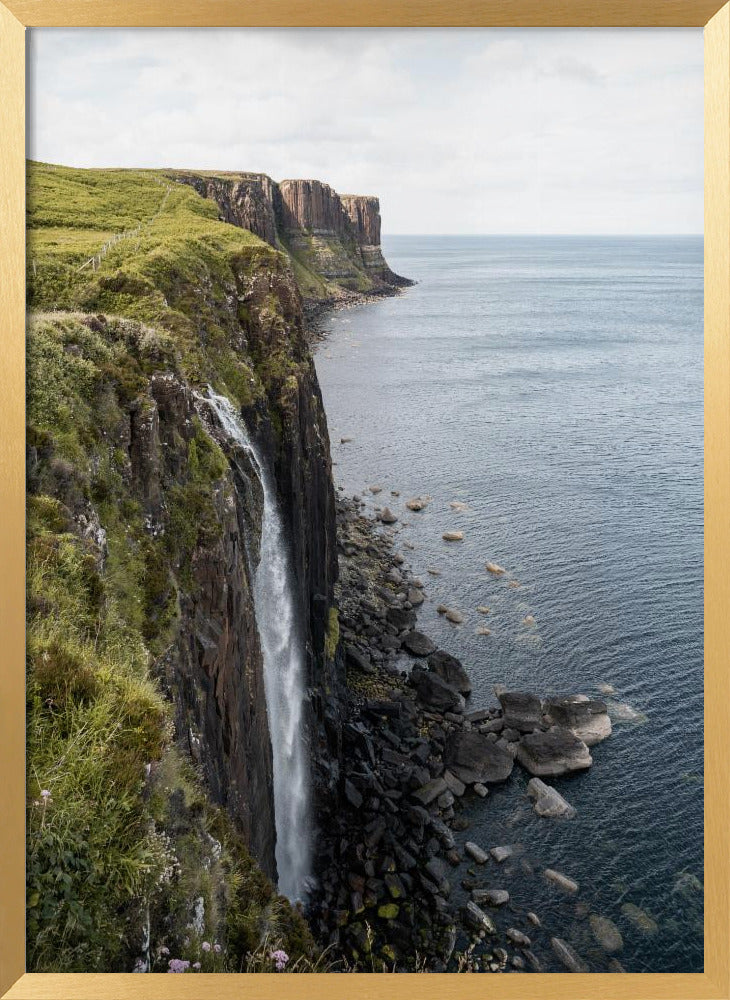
xmin=314 ymin=235 xmax=703 ymax=973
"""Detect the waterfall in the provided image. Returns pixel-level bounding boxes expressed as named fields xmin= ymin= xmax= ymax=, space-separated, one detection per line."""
xmin=201 ymin=390 xmax=311 ymax=901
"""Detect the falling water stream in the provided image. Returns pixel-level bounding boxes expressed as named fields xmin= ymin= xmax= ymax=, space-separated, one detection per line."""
xmin=202 ymin=390 xmax=311 ymax=900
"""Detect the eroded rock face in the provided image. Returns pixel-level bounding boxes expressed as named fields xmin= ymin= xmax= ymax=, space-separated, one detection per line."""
xmin=443 ymin=730 xmax=515 ymax=784
xmin=176 ymin=172 xmax=278 ymax=246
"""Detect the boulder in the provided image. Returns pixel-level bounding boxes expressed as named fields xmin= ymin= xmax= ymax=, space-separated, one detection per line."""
xmin=412 ymin=777 xmax=448 ymax=806
xmin=444 ymin=730 xmax=514 ymax=784
xmin=516 ymin=726 xmax=592 ymax=776
xmin=486 ymin=561 xmax=505 ymax=574
xmin=386 ymin=605 xmax=416 ymax=631
xmin=506 ymin=928 xmax=531 ymax=948
xmin=445 ymin=609 xmax=464 ymax=624
xmin=544 ymin=694 xmax=612 ymax=746
xmin=411 ymin=667 xmax=464 ymax=713
xmin=442 ymin=531 xmax=464 ymax=542
xmin=443 ymin=769 xmax=466 ymax=797
xmin=589 ymin=914 xmax=624 ymax=953
xmin=407 ymin=588 xmax=425 ymax=606
xmin=497 ymin=691 xmax=543 ymax=732
xmin=427 ymin=650 xmax=472 ymax=696
xmin=551 ymin=938 xmax=589 ymax=972
xmin=527 ymin=777 xmax=576 ymax=819
xmin=406 ymin=498 xmax=427 ymax=512
xmin=463 ymin=901 xmax=496 ymax=934
xmin=379 ymin=507 xmax=398 ymax=524
xmin=464 ymin=842 xmax=489 ymax=864
xmin=490 ymin=845 xmax=513 ymax=863
xmin=403 ymin=631 xmax=437 ymax=657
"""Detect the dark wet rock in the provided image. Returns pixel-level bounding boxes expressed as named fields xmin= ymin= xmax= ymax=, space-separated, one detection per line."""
xmin=427 ymin=649 xmax=472 ymax=696
xmin=345 ymin=644 xmax=374 ymax=674
xmin=589 ymin=914 xmax=624 ymax=953
xmin=444 ymin=730 xmax=514 ymax=784
xmin=411 ymin=777 xmax=448 ymax=806
xmin=516 ymin=726 xmax=592 ymax=776
xmin=506 ymin=928 xmax=531 ymax=948
xmin=403 ymin=631 xmax=437 ymax=658
xmin=527 ymin=777 xmax=576 ymax=818
xmin=473 ymin=782 xmax=489 ymax=798
xmin=411 ymin=667 xmax=465 ymax=713
xmin=386 ymin=605 xmax=417 ymax=630
xmin=463 ymin=901 xmax=496 ymax=934
xmin=551 ymin=937 xmax=589 ymax=972
xmin=344 ymin=779 xmax=363 ymax=809
xmin=442 ymin=769 xmax=466 ymax=797
xmin=497 ymin=691 xmax=543 ymax=732
xmin=544 ymin=694 xmax=612 ymax=746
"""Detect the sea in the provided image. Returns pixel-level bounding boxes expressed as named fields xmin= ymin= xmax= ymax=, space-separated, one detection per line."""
xmin=314 ymin=235 xmax=704 ymax=973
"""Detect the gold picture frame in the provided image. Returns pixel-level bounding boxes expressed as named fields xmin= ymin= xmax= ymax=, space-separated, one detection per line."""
xmin=1 ymin=2 xmax=727 ymax=997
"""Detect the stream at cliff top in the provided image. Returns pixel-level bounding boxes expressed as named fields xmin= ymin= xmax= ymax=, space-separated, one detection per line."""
xmin=314 ymin=235 xmax=704 ymax=973
xmin=202 ymin=391 xmax=311 ymax=901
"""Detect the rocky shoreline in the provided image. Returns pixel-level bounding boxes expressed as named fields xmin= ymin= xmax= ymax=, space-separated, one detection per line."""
xmin=309 ymin=493 xmax=629 ymax=973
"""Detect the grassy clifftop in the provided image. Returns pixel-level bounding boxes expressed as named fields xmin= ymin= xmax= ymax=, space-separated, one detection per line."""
xmin=25 ymin=163 xmax=325 ymax=972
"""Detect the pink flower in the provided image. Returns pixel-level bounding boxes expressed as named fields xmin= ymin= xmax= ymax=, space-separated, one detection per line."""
xmin=168 ymin=958 xmax=190 ymax=973
xmin=270 ymin=949 xmax=289 ymax=971
xmin=201 ymin=941 xmax=211 ymax=952
xmin=213 ymin=943 xmax=222 ymax=954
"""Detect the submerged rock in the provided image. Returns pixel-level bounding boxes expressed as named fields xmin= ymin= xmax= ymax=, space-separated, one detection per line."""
xmin=516 ymin=726 xmax=592 ymax=776
xmin=620 ymin=902 xmax=659 ymax=936
xmin=445 ymin=609 xmax=464 ymax=624
xmin=490 ymin=845 xmax=514 ymax=863
xmin=527 ymin=777 xmax=576 ymax=819
xmin=543 ymin=868 xmax=579 ymax=893
xmin=551 ymin=937 xmax=589 ymax=972
xmin=473 ymin=888 xmax=509 ymax=907
xmin=589 ymin=914 xmax=624 ymax=953
xmin=444 ymin=730 xmax=514 ymax=785
xmin=442 ymin=531 xmax=464 ymax=542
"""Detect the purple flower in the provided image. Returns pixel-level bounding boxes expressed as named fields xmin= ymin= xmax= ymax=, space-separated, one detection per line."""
xmin=168 ymin=958 xmax=190 ymax=973
xmin=213 ymin=943 xmax=222 ymax=954
xmin=193 ymin=962 xmax=201 ymax=970
xmin=201 ymin=941 xmax=211 ymax=952
xmin=270 ymin=949 xmax=289 ymax=971
xmin=40 ymin=790 xmax=51 ymax=799
xmin=132 ymin=959 xmax=146 ymax=973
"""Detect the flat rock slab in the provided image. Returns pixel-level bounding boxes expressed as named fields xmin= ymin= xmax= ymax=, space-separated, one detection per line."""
xmin=544 ymin=868 xmax=579 ymax=893
xmin=527 ymin=777 xmax=577 ymax=819
xmin=472 ymin=888 xmax=510 ymax=907
xmin=544 ymin=694 xmax=612 ymax=746
xmin=589 ymin=914 xmax=624 ymax=953
xmin=403 ymin=630 xmax=437 ymax=657
xmin=516 ymin=726 xmax=592 ymax=776
xmin=427 ymin=649 xmax=472 ymax=695
xmin=444 ymin=730 xmax=514 ymax=785
xmin=464 ymin=841 xmax=489 ymax=864
xmin=498 ymin=691 xmax=543 ymax=732
xmin=551 ymin=937 xmax=589 ymax=972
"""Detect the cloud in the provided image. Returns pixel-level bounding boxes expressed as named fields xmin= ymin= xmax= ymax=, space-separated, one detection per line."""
xmin=28 ymin=27 xmax=702 ymax=234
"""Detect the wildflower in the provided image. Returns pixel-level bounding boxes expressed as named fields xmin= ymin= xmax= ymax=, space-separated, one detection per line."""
xmin=40 ymin=790 xmax=51 ymax=799
xmin=159 ymin=946 xmax=170 ymax=956
xmin=270 ymin=949 xmax=289 ymax=971
xmin=132 ymin=959 xmax=146 ymax=973
xmin=201 ymin=941 xmax=211 ymax=952
xmin=213 ymin=943 xmax=221 ymax=954
xmin=193 ymin=962 xmax=201 ymax=971
xmin=168 ymin=958 xmax=190 ymax=973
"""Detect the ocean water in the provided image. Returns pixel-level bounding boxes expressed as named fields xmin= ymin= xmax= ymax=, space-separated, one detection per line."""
xmin=314 ymin=235 xmax=704 ymax=973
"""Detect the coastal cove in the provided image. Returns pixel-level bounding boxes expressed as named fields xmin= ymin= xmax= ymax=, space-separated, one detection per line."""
xmin=314 ymin=234 xmax=704 ymax=973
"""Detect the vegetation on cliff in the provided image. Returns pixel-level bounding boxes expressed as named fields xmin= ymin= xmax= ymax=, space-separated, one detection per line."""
xmin=25 ymin=162 xmax=328 ymax=972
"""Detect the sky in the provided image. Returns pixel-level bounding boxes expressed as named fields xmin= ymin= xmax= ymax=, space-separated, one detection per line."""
xmin=28 ymin=28 xmax=703 ymax=235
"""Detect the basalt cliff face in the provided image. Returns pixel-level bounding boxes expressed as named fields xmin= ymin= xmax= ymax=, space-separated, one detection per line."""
xmin=175 ymin=171 xmax=411 ymax=301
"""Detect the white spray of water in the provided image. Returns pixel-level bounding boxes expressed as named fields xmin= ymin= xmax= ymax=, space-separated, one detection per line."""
xmin=202 ymin=390 xmax=311 ymax=900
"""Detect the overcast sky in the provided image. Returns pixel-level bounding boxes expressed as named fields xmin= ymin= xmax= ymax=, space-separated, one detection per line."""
xmin=29 ymin=28 xmax=703 ymax=235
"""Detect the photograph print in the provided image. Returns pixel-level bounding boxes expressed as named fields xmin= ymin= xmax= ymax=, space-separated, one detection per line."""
xmin=25 ymin=27 xmax=703 ymax=974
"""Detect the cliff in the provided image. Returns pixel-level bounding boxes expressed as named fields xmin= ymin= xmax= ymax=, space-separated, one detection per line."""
xmin=173 ymin=170 xmax=411 ymax=301
xmin=25 ymin=162 xmax=342 ymax=971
